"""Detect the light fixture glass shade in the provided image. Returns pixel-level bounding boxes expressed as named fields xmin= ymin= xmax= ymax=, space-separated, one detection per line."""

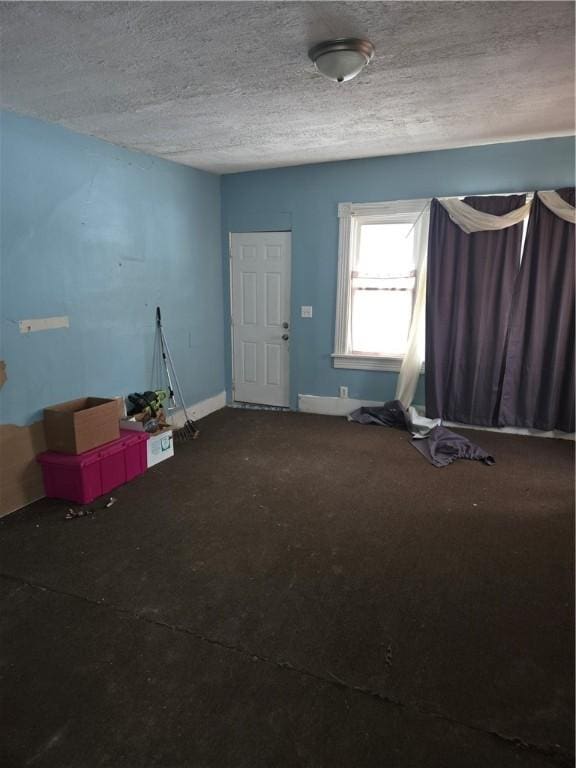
xmin=308 ymin=38 xmax=375 ymax=83
xmin=314 ymin=50 xmax=367 ymax=82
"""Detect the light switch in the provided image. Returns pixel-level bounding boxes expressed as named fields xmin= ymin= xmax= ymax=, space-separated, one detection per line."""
xmin=301 ymin=306 xmax=313 ymax=318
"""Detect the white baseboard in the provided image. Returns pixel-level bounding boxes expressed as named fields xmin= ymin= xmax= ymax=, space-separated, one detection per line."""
xmin=170 ymin=390 xmax=226 ymax=428
xmin=443 ymin=420 xmax=574 ymax=441
xmin=297 ymin=394 xmax=574 ymax=440
xmin=298 ymin=394 xmax=383 ymax=417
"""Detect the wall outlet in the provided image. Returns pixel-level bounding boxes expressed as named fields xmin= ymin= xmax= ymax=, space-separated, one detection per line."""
xmin=301 ymin=305 xmax=313 ymax=318
xmin=339 ymin=386 xmax=349 ymax=398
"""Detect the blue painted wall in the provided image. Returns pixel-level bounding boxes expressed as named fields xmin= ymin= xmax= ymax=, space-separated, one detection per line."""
xmin=222 ymin=137 xmax=575 ymax=408
xmin=0 ymin=112 xmax=225 ymax=426
xmin=1 ymin=113 xmax=573 ymax=426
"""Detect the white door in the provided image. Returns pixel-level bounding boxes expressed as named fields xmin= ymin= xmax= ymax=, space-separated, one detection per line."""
xmin=230 ymin=232 xmax=291 ymax=407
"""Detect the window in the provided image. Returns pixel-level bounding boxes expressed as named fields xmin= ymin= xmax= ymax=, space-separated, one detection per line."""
xmin=333 ymin=200 xmax=429 ymax=371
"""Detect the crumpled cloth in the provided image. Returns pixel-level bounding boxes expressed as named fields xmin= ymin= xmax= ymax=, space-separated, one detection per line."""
xmin=348 ymin=400 xmax=495 ymax=468
xmin=410 ymin=425 xmax=495 ymax=468
xmin=348 ymin=400 xmax=439 ymax=436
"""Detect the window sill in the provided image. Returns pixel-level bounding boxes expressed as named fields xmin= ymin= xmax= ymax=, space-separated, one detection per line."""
xmin=331 ymin=353 xmax=402 ymax=372
xmin=331 ymin=353 xmax=426 ymax=373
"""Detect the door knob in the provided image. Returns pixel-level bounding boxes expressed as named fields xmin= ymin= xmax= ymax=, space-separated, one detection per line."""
xmin=282 ymin=334 xmax=289 ymax=341
xmin=282 ymin=322 xmax=289 ymax=329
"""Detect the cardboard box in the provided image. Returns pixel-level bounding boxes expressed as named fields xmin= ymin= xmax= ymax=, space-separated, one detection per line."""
xmin=147 ymin=427 xmax=174 ymax=468
xmin=120 ymin=417 xmax=149 ymax=433
xmin=0 ymin=421 xmax=46 ymax=517
xmin=43 ymin=397 xmax=120 ymax=455
xmin=120 ymin=408 xmax=168 ymax=434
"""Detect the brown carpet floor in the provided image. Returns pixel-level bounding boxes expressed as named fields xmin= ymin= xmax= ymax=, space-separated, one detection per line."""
xmin=1 ymin=408 xmax=574 ymax=768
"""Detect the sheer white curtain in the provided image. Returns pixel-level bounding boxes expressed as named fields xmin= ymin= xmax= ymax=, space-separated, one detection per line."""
xmin=395 ymin=207 xmax=430 ymax=407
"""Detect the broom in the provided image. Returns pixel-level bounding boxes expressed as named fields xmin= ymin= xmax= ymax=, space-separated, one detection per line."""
xmin=155 ymin=306 xmax=199 ymax=440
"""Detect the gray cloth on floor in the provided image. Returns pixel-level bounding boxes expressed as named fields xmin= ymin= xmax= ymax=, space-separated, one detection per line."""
xmin=348 ymin=400 xmax=440 ymax=437
xmin=410 ymin=425 xmax=495 ymax=468
xmin=348 ymin=400 xmax=495 ymax=468
xmin=408 ymin=407 xmax=442 ymax=438
xmin=348 ymin=401 xmax=410 ymax=430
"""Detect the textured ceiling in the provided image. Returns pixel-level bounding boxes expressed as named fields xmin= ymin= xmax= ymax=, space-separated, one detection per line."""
xmin=0 ymin=1 xmax=574 ymax=173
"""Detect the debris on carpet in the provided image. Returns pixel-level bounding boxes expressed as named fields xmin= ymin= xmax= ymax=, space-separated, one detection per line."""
xmin=65 ymin=497 xmax=117 ymax=520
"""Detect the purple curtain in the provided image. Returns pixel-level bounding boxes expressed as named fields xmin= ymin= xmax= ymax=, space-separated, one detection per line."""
xmin=425 ymin=195 xmax=526 ymax=426
xmin=498 ymin=189 xmax=575 ymax=432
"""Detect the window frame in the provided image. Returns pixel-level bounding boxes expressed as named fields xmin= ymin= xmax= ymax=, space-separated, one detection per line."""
xmin=332 ymin=199 xmax=430 ymax=372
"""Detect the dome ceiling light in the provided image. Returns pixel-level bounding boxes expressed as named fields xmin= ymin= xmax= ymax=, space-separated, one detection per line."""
xmin=308 ymin=38 xmax=375 ymax=83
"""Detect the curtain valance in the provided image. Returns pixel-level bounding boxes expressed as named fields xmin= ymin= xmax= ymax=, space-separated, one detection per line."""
xmin=537 ymin=190 xmax=576 ymax=224
xmin=436 ymin=190 xmax=576 ymax=234
xmin=437 ymin=197 xmax=531 ymax=233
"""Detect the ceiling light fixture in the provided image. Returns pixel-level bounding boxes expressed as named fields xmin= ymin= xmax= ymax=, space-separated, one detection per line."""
xmin=308 ymin=38 xmax=375 ymax=83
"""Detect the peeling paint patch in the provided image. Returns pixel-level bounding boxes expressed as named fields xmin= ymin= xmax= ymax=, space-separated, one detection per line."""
xmin=19 ymin=316 xmax=69 ymax=334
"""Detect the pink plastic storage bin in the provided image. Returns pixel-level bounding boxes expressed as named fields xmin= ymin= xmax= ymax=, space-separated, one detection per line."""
xmin=37 ymin=430 xmax=149 ymax=504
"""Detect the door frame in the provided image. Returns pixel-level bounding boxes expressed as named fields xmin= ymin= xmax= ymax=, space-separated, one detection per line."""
xmin=229 ymin=230 xmax=293 ymax=407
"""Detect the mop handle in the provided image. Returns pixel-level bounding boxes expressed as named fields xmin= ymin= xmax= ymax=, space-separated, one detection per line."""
xmin=157 ymin=307 xmax=168 ymax=364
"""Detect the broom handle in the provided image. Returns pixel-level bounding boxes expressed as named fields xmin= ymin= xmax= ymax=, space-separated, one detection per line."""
xmin=156 ymin=307 xmax=198 ymax=432
xmin=156 ymin=307 xmax=175 ymax=403
xmin=162 ymin=332 xmax=190 ymax=415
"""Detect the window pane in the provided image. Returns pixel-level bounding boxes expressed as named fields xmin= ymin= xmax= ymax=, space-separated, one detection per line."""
xmin=350 ymin=220 xmax=417 ymax=356
xmin=351 ymin=288 xmax=413 ymax=355
xmin=356 ymin=223 xmax=415 ymax=276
